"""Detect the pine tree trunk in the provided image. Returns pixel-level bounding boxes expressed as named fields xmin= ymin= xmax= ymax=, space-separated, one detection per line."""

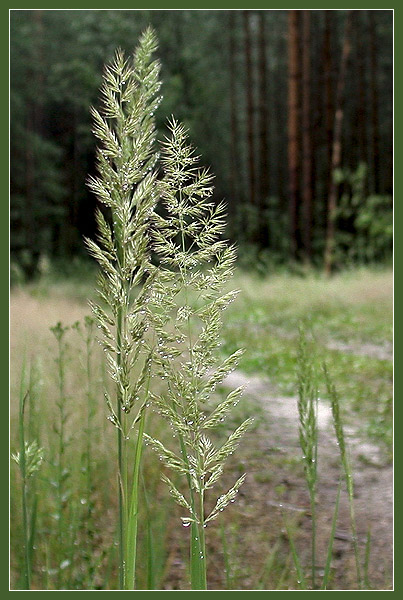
xmin=273 ymin=16 xmax=286 ymax=211
xmin=356 ymin=12 xmax=368 ymax=168
xmin=301 ymin=10 xmax=313 ymax=261
xmin=257 ymin=10 xmax=269 ymax=247
xmin=324 ymin=10 xmax=354 ymax=275
xmin=287 ymin=10 xmax=300 ymax=259
xmin=228 ymin=11 xmax=240 ymax=221
xmin=369 ymin=10 xmax=380 ymax=193
xmin=323 ymin=11 xmax=334 ymax=199
xmin=243 ymin=10 xmax=256 ymax=210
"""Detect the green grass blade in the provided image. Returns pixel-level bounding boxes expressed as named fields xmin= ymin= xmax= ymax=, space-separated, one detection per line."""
xmin=255 ymin=541 xmax=280 ymax=589
xmin=190 ymin=521 xmax=204 ymax=590
xmin=321 ymin=478 xmax=342 ymax=590
xmin=125 ymin=410 xmax=146 ymax=589
xmin=18 ymin=355 xmax=31 ymax=590
xmin=28 ymin=493 xmax=38 ymax=569
xmin=324 ymin=363 xmax=362 ymax=589
xmin=284 ymin=518 xmax=307 ymax=590
xmin=363 ymin=528 xmax=372 ymax=589
xmin=145 ymin=502 xmax=155 ymax=590
xmin=141 ymin=474 xmax=156 ymax=590
xmin=177 ymin=432 xmax=204 ymax=589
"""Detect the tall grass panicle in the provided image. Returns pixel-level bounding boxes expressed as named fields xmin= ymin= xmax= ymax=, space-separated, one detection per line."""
xmin=323 ymin=363 xmax=363 ymax=589
xmin=297 ymin=326 xmax=318 ymax=588
xmin=287 ymin=329 xmax=364 ymax=590
xmin=85 ymin=28 xmax=162 ymax=589
xmin=144 ymin=119 xmax=253 ymax=589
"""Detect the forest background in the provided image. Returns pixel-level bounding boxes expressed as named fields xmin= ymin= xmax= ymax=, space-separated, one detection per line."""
xmin=10 ymin=8 xmax=393 ymax=279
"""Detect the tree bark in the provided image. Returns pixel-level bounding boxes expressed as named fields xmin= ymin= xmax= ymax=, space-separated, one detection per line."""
xmin=257 ymin=10 xmax=269 ymax=247
xmin=287 ymin=10 xmax=300 ymax=259
xmin=369 ymin=10 xmax=380 ymax=193
xmin=324 ymin=10 xmax=354 ymax=275
xmin=323 ymin=11 xmax=334 ymax=198
xmin=301 ymin=10 xmax=313 ymax=261
xmin=243 ymin=10 xmax=256 ymax=208
xmin=228 ymin=11 xmax=240 ymax=220
xmin=356 ymin=12 xmax=368 ymax=169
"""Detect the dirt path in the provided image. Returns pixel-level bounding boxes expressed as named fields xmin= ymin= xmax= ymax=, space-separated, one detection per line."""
xmin=318 ymin=339 xmax=392 ymax=362
xmin=222 ymin=370 xmax=393 ymax=590
xmin=267 ymin=325 xmax=393 ymax=362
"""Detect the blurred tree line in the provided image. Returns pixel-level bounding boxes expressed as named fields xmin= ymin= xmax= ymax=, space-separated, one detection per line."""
xmin=10 ymin=9 xmax=393 ymax=279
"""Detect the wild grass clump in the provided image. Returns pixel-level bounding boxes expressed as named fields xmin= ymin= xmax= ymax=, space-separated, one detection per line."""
xmin=85 ymin=28 xmax=163 ymax=590
xmin=84 ymin=28 xmax=251 ymax=590
xmin=11 ymin=360 xmax=44 ymax=590
xmin=144 ymin=118 xmax=253 ymax=589
xmin=285 ymin=326 xmax=369 ymax=590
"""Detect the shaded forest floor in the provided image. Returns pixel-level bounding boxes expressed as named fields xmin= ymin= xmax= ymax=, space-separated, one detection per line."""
xmin=10 ymin=267 xmax=393 ymax=590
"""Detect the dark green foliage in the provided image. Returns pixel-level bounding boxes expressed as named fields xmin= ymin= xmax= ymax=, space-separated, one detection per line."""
xmin=335 ymin=164 xmax=392 ymax=265
xmin=10 ymin=10 xmax=393 ymax=276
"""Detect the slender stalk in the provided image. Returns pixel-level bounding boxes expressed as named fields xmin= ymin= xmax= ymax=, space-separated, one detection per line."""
xmin=84 ymin=318 xmax=95 ymax=506
xmin=297 ymin=327 xmax=318 ymax=588
xmin=125 ymin=408 xmax=146 ymax=589
xmin=179 ymin=204 xmax=206 ymax=590
xmin=310 ymin=493 xmax=316 ymax=588
xmin=19 ymin=379 xmax=30 ymax=590
xmin=28 ymin=493 xmax=38 ymax=572
xmin=141 ymin=474 xmax=156 ymax=590
xmin=86 ymin=32 xmax=161 ymax=589
xmin=347 ymin=481 xmax=362 ymax=589
xmin=116 ymin=302 xmax=126 ymax=589
xmin=82 ymin=317 xmax=97 ymax=588
xmin=363 ymin=528 xmax=372 ymax=589
xmin=12 ymin=358 xmax=44 ymax=590
xmin=321 ymin=479 xmax=342 ymax=590
xmin=284 ymin=517 xmax=307 ymax=590
xmin=310 ymin=403 xmax=318 ymax=589
xmin=197 ymin=491 xmax=207 ymax=589
xmin=50 ymin=323 xmax=69 ymax=589
xmin=324 ymin=363 xmax=362 ymax=589
xmin=177 ymin=432 xmax=203 ymax=589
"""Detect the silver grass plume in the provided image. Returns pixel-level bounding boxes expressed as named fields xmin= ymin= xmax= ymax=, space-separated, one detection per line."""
xmin=86 ymin=28 xmax=164 ymax=589
xmin=144 ymin=118 xmax=253 ymax=530
xmin=85 ymin=28 xmax=162 ymax=434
